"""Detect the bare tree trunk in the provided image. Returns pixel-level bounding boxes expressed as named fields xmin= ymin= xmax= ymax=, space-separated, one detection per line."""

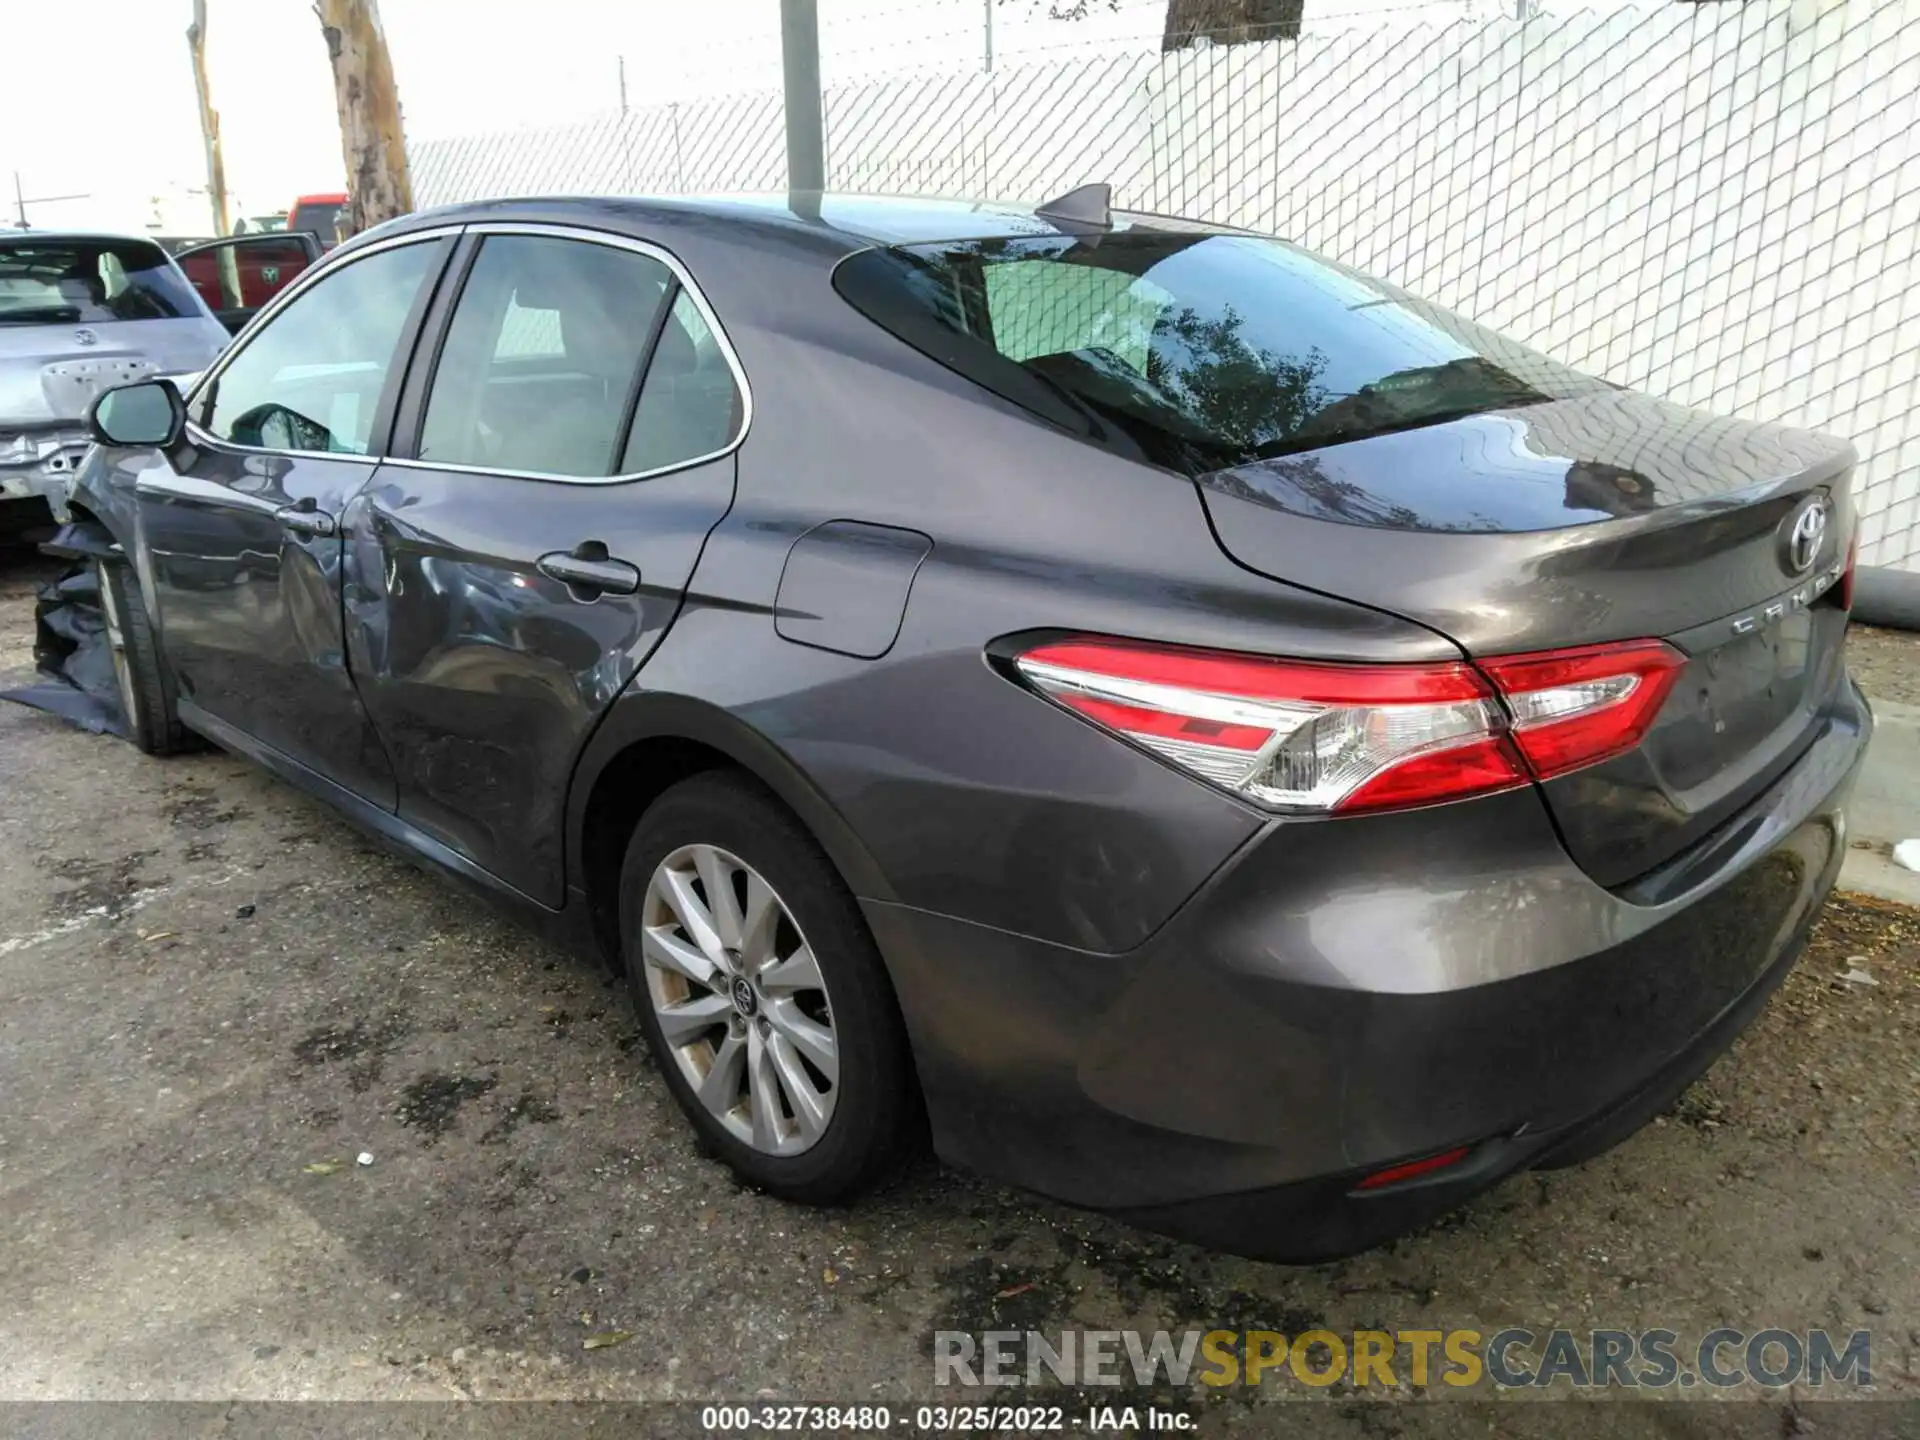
xmin=1162 ymin=0 xmax=1304 ymax=50
xmin=187 ymin=0 xmax=232 ymax=236
xmin=315 ymin=0 xmax=414 ymax=234
xmin=187 ymin=1 xmax=240 ymax=303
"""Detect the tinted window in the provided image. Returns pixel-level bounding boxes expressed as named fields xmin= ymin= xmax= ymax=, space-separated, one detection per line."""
xmin=833 ymin=230 xmax=1607 ymax=475
xmin=0 ymin=239 xmax=204 ymax=325
xmin=620 ymin=289 xmax=745 ymax=474
xmin=204 ymin=240 xmax=438 ymax=454
xmin=419 ymin=235 xmax=673 ymax=478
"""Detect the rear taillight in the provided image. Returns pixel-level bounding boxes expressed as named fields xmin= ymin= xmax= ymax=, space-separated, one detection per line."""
xmin=1839 ymin=534 xmax=1859 ymax=611
xmin=1478 ymin=640 xmax=1684 ymax=781
xmin=1012 ymin=636 xmax=1685 ymax=815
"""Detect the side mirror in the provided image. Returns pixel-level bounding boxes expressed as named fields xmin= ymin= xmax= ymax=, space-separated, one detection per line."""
xmin=89 ymin=379 xmax=186 ymax=449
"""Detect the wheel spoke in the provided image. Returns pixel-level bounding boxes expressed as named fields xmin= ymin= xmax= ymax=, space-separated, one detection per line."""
xmin=767 ymin=1030 xmax=830 ymax=1142
xmin=658 ymin=865 xmax=729 ymax=971
xmin=746 ymin=1027 xmax=783 ymax=1151
xmin=765 ymin=997 xmax=838 ymax=1087
xmin=655 ymin=992 xmax=733 ymax=1046
xmin=697 ymin=1031 xmax=747 ymax=1114
xmin=759 ymin=944 xmax=823 ymax=995
xmin=695 ymin=846 xmax=744 ymax=952
xmin=739 ymin=872 xmax=782 ymax=971
xmin=642 ymin=922 xmax=720 ymax=988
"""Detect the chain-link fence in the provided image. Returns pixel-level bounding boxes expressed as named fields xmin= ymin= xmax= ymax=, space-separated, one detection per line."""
xmin=411 ymin=0 xmax=1920 ymax=571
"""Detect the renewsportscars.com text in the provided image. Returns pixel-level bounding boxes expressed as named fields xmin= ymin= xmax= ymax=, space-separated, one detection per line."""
xmin=933 ymin=1327 xmax=1874 ymax=1390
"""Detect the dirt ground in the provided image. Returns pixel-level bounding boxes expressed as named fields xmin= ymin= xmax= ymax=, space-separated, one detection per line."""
xmin=1844 ymin=624 xmax=1920 ymax=709
xmin=1 ymin=550 xmax=1916 ymax=1437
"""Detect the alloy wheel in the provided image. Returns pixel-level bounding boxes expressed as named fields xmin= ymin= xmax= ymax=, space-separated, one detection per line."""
xmin=639 ymin=843 xmax=839 ymax=1155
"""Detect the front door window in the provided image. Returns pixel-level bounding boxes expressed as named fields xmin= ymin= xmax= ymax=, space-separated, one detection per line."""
xmin=201 ymin=241 xmax=439 ymax=455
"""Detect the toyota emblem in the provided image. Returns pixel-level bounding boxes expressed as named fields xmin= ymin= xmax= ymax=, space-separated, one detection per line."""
xmin=730 ymin=975 xmax=758 ymax=1017
xmin=73 ymin=328 xmax=99 ymax=347
xmin=1782 ymin=495 xmax=1830 ymax=576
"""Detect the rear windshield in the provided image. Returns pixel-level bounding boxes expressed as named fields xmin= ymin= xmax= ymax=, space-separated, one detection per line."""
xmin=833 ymin=230 xmax=1609 ymax=475
xmin=0 ymin=239 xmax=204 ymax=325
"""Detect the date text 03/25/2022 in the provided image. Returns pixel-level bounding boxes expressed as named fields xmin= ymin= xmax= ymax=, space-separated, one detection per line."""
xmin=700 ymin=1405 xmax=1190 ymax=1432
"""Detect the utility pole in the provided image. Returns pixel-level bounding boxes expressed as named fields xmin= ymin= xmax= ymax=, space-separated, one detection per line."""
xmin=780 ymin=0 xmax=825 ymax=194
xmin=316 ymin=0 xmax=415 ymax=234
xmin=10 ymin=173 xmax=90 ymax=231
xmin=187 ymin=0 xmax=232 ymax=237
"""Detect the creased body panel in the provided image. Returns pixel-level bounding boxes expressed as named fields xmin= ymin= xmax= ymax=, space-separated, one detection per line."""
xmin=346 ymin=458 xmax=735 ymax=906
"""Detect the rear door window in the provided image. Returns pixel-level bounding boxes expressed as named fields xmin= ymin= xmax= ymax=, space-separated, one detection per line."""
xmin=418 ymin=234 xmax=674 ymax=478
xmin=834 ymin=229 xmax=1608 ymax=475
xmin=619 ymin=288 xmax=746 ymax=475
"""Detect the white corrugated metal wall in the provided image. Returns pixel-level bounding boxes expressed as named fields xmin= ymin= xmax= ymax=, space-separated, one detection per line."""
xmin=410 ymin=0 xmax=1920 ymax=568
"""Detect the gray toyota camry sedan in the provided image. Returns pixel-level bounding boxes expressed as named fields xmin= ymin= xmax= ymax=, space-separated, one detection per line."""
xmin=58 ymin=189 xmax=1867 ymax=1260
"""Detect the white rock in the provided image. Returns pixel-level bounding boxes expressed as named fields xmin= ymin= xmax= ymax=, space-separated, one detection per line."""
xmin=1892 ymin=838 xmax=1920 ymax=871
xmin=357 ymin=1152 xmax=375 ymax=1166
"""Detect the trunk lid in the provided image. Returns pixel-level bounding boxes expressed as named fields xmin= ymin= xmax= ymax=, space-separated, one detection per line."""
xmin=1197 ymin=388 xmax=1856 ymax=888
xmin=0 ymin=317 xmax=228 ymax=427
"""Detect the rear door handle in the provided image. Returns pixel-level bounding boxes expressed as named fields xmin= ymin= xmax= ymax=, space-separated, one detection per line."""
xmin=537 ymin=546 xmax=641 ymax=597
xmin=274 ymin=502 xmax=337 ymax=538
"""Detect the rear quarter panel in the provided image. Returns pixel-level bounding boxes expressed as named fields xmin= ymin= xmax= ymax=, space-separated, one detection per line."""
xmin=583 ymin=223 xmax=1457 ymax=952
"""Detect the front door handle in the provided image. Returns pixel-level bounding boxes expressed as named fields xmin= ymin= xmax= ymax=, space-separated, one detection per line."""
xmin=537 ymin=543 xmax=641 ymax=597
xmin=274 ymin=501 xmax=337 ymax=539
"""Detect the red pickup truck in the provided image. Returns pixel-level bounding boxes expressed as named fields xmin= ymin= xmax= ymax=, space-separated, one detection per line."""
xmin=165 ymin=193 xmax=350 ymax=335
xmin=170 ymin=230 xmax=323 ymax=335
xmin=287 ymin=193 xmax=351 ymax=249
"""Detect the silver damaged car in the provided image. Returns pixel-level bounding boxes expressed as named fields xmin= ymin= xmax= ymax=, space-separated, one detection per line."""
xmin=0 ymin=232 xmax=229 ymax=537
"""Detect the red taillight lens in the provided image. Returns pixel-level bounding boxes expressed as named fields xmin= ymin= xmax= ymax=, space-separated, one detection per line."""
xmin=1477 ymin=640 xmax=1684 ymax=781
xmin=1839 ymin=534 xmax=1859 ymax=612
xmin=1013 ymin=639 xmax=1526 ymax=813
xmin=1012 ymin=635 xmax=1686 ymax=814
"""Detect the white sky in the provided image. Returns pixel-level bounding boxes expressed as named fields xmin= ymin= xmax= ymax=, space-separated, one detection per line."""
xmin=2 ymin=0 xmax=1474 ymax=234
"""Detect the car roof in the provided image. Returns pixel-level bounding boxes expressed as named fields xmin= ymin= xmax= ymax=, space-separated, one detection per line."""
xmin=381 ymin=191 xmax=1233 ymax=256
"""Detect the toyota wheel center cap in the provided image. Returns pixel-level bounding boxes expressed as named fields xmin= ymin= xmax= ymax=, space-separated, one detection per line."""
xmin=730 ymin=976 xmax=758 ymax=1017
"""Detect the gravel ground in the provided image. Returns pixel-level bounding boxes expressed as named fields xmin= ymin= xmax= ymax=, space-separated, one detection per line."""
xmin=0 ymin=551 xmax=1916 ymax=1436
xmin=1844 ymin=624 xmax=1920 ymax=709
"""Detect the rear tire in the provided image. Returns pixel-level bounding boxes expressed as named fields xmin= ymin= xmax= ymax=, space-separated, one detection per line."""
xmin=618 ymin=771 xmax=917 ymax=1204
xmin=95 ymin=558 xmax=191 ymax=756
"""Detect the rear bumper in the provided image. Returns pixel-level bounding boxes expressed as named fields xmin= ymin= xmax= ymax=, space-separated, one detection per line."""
xmin=2 ymin=428 xmax=89 ymax=524
xmin=866 ymin=677 xmax=1870 ymax=1261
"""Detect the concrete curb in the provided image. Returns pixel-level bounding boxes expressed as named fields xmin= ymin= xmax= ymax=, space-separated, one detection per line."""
xmin=1838 ymin=695 xmax=1920 ymax=906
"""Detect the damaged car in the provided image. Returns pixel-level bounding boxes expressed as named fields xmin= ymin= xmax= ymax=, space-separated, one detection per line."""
xmin=0 ymin=232 xmax=231 ymax=541
xmin=20 ymin=193 xmax=1870 ymax=1262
